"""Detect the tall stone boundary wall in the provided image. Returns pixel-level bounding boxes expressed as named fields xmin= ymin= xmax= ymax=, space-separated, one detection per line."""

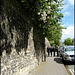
xmin=0 ymin=0 xmax=49 ymax=75
xmin=1 ymin=27 xmax=39 ymax=75
xmin=1 ymin=28 xmax=49 ymax=75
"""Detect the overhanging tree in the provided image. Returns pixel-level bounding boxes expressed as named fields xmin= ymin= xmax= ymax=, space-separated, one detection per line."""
xmin=16 ymin=0 xmax=64 ymax=45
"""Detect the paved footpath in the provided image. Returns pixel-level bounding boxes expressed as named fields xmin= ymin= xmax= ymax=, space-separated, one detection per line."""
xmin=29 ymin=57 xmax=69 ymax=75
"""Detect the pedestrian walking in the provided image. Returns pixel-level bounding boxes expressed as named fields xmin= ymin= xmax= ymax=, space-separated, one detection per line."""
xmin=53 ymin=46 xmax=55 ymax=56
xmin=50 ymin=46 xmax=52 ymax=56
xmin=47 ymin=45 xmax=50 ymax=57
xmin=56 ymin=45 xmax=59 ymax=56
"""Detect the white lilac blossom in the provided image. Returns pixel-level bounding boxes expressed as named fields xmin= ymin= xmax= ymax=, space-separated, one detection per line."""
xmin=48 ymin=2 xmax=50 ymax=5
xmin=47 ymin=10 xmax=50 ymax=14
xmin=47 ymin=16 xmax=49 ymax=19
xmin=38 ymin=12 xmax=40 ymax=15
xmin=46 ymin=6 xmax=51 ymax=9
xmin=41 ymin=14 xmax=43 ymax=17
xmin=45 ymin=0 xmax=48 ymax=1
xmin=43 ymin=11 xmax=46 ymax=14
xmin=39 ymin=6 xmax=51 ymax=22
xmin=40 ymin=13 xmax=47 ymax=23
xmin=54 ymin=15 xmax=56 ymax=18
xmin=52 ymin=1 xmax=56 ymax=4
xmin=37 ymin=1 xmax=51 ymax=22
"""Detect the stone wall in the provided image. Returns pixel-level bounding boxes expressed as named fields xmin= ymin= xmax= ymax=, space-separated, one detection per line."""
xmin=0 ymin=0 xmax=50 ymax=75
xmin=1 ymin=27 xmax=47 ymax=75
xmin=1 ymin=27 xmax=39 ymax=75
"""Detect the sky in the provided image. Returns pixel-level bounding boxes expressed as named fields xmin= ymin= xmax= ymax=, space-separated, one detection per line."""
xmin=60 ymin=0 xmax=74 ymax=42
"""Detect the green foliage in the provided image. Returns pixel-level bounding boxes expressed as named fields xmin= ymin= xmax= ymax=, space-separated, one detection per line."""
xmin=64 ymin=38 xmax=73 ymax=45
xmin=50 ymin=40 xmax=56 ymax=46
xmin=16 ymin=0 xmax=64 ymax=45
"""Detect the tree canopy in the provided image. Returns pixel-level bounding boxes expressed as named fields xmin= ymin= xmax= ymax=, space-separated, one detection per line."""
xmin=64 ymin=38 xmax=73 ymax=45
xmin=16 ymin=0 xmax=64 ymax=45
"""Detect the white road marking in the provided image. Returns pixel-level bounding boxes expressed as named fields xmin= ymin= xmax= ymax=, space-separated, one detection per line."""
xmin=69 ymin=69 xmax=74 ymax=75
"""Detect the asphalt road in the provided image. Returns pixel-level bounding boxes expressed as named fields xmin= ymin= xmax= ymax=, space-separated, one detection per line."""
xmin=64 ymin=62 xmax=75 ymax=75
xmin=47 ymin=52 xmax=74 ymax=75
xmin=58 ymin=52 xmax=75 ymax=75
xmin=59 ymin=58 xmax=75 ymax=75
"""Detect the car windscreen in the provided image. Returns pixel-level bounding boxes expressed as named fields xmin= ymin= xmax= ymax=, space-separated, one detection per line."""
xmin=65 ymin=47 xmax=74 ymax=51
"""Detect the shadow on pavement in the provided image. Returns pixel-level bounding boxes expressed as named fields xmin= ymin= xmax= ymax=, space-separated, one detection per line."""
xmin=54 ymin=57 xmax=63 ymax=64
xmin=63 ymin=61 xmax=75 ymax=65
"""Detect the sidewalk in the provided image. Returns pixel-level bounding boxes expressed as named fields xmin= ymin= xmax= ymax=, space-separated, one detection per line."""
xmin=29 ymin=57 xmax=69 ymax=75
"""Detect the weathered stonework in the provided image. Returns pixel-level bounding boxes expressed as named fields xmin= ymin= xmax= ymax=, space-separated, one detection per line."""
xmin=1 ymin=27 xmax=38 ymax=75
xmin=1 ymin=27 xmax=51 ymax=75
xmin=0 ymin=0 xmax=50 ymax=75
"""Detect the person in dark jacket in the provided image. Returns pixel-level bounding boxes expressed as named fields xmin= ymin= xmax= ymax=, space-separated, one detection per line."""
xmin=56 ymin=45 xmax=59 ymax=56
xmin=53 ymin=46 xmax=55 ymax=56
xmin=50 ymin=46 xmax=53 ymax=56
xmin=47 ymin=45 xmax=50 ymax=57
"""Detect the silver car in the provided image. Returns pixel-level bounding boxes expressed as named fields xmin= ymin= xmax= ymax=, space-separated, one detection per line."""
xmin=60 ymin=45 xmax=75 ymax=62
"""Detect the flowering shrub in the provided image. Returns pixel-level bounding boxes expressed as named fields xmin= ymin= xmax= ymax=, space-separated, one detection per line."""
xmin=17 ymin=0 xmax=64 ymax=44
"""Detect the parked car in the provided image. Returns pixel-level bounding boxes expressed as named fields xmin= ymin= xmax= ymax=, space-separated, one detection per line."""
xmin=60 ymin=45 xmax=75 ymax=62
